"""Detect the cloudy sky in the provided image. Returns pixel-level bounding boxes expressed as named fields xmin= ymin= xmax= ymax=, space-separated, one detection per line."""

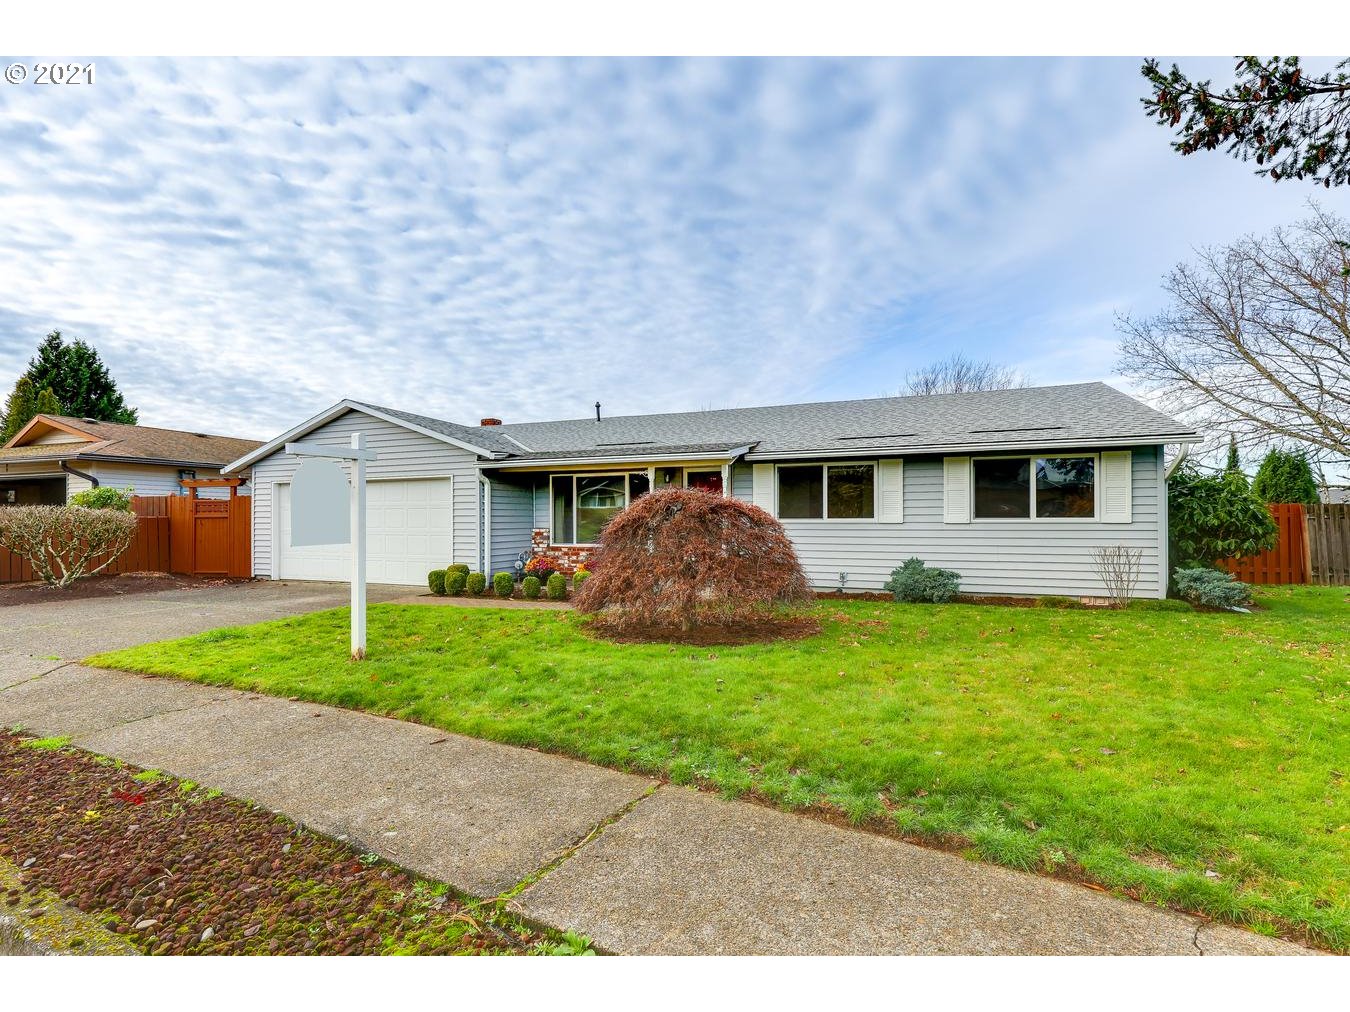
xmin=1 ymin=56 xmax=1346 ymax=441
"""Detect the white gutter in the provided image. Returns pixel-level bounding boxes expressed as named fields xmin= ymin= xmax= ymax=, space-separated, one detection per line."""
xmin=1163 ymin=441 xmax=1192 ymax=480
xmin=483 ymin=445 xmax=753 ymax=470
xmin=743 ymin=434 xmax=1203 ymax=461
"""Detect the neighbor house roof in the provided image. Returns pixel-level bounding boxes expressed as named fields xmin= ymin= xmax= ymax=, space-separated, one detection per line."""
xmin=483 ymin=382 xmax=1200 ymax=462
xmin=224 ymin=382 xmax=1200 ymax=473
xmin=0 ymin=414 xmax=263 ymax=468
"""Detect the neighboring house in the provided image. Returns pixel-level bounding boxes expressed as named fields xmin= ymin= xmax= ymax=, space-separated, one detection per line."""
xmin=0 ymin=414 xmax=262 ymax=504
xmin=225 ymin=383 xmax=1199 ymax=599
xmin=1322 ymin=486 xmax=1350 ymax=505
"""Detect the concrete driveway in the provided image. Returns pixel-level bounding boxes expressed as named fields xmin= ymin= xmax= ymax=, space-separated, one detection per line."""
xmin=0 ymin=581 xmax=409 ymax=689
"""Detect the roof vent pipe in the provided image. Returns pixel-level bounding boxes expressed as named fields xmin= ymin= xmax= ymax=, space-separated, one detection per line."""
xmin=595 ymin=401 xmax=601 ymax=422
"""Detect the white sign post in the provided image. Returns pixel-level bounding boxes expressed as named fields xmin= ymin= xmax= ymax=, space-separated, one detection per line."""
xmin=285 ymin=432 xmax=378 ymax=660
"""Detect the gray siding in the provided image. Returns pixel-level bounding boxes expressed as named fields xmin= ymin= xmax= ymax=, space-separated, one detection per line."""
xmin=248 ymin=409 xmax=480 ymax=579
xmin=730 ymin=445 xmax=1166 ymax=598
xmin=488 ymin=478 xmax=535 ymax=577
xmin=84 ymin=462 xmax=245 ymax=498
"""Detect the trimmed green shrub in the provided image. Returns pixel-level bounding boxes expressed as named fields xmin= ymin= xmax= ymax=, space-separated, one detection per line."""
xmin=466 ymin=571 xmax=487 ymax=596
xmin=883 ymin=557 xmax=961 ymax=604
xmin=445 ymin=570 xmax=467 ymax=596
xmin=447 ymin=563 xmax=470 ymax=576
xmin=1174 ymin=567 xmax=1254 ymax=609
xmin=427 ymin=569 xmax=447 ymax=595
xmin=493 ymin=571 xmax=514 ymax=598
xmin=572 ymin=568 xmax=590 ymax=591
xmin=522 ymin=576 xmax=541 ymax=600
xmin=68 ymin=486 xmax=134 ymax=511
xmin=546 ymin=572 xmax=567 ymax=601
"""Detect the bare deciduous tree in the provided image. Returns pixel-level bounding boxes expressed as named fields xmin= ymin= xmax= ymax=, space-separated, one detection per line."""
xmin=0 ymin=505 xmax=138 ymax=588
xmin=903 ymin=354 xmax=1030 ymax=396
xmin=1091 ymin=545 xmax=1144 ymax=608
xmin=1117 ymin=204 xmax=1350 ymax=465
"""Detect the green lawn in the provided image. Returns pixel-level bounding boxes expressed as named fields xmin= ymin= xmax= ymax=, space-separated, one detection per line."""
xmin=89 ymin=586 xmax=1349 ymax=950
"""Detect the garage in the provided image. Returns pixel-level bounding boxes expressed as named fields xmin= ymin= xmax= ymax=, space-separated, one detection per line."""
xmin=275 ymin=477 xmax=452 ymax=586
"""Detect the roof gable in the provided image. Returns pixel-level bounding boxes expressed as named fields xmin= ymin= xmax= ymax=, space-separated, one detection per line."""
xmin=3 ymin=414 xmax=262 ymax=466
xmin=220 ymin=400 xmax=506 ymax=473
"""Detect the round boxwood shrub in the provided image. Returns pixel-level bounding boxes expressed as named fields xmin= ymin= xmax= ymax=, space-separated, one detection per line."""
xmin=447 ymin=563 xmax=470 ymax=576
xmin=521 ymin=575 xmax=541 ymax=600
xmin=68 ymin=486 xmax=135 ymax=512
xmin=883 ymin=557 xmax=961 ymax=603
xmin=546 ymin=572 xmax=567 ymax=601
xmin=465 ymin=571 xmax=486 ymax=596
xmin=493 ymin=571 xmax=514 ymax=598
xmin=572 ymin=566 xmax=590 ymax=591
xmin=445 ymin=570 xmax=468 ymax=596
xmin=427 ymin=569 xmax=447 ymax=595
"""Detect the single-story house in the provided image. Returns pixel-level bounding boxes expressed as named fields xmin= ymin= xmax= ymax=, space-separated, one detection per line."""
xmin=224 ymin=382 xmax=1199 ymax=599
xmin=0 ymin=414 xmax=262 ymax=504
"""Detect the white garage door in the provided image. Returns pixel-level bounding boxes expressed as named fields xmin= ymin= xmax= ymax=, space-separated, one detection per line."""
xmin=276 ymin=478 xmax=453 ymax=586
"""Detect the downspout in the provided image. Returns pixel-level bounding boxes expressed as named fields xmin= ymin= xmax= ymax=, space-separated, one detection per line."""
xmin=479 ymin=473 xmax=492 ymax=576
xmin=1163 ymin=442 xmax=1191 ymax=481
xmin=59 ymin=460 xmax=99 ymax=489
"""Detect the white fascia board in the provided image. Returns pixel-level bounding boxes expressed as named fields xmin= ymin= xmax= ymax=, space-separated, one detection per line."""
xmin=222 ymin=400 xmax=503 ymax=473
xmin=742 ymin=434 xmax=1201 ymax=460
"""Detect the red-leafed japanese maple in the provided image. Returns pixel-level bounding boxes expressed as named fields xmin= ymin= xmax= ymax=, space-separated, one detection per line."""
xmin=574 ymin=487 xmax=815 ymax=639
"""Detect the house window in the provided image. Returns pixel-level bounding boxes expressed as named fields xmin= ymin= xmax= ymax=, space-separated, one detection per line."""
xmin=777 ymin=463 xmax=875 ymax=520
xmin=973 ymin=455 xmax=1095 ymax=519
xmin=550 ymin=472 xmax=640 ymax=544
xmin=1035 ymin=457 xmax=1095 ymax=518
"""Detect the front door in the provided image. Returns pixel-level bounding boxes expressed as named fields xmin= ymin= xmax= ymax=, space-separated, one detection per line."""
xmin=687 ymin=470 xmax=724 ymax=495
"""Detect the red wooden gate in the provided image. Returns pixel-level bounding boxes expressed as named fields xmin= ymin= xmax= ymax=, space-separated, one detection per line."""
xmin=167 ymin=480 xmax=252 ymax=578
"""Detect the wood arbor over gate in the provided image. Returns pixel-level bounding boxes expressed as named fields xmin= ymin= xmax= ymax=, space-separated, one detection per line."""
xmin=167 ymin=478 xmax=252 ymax=578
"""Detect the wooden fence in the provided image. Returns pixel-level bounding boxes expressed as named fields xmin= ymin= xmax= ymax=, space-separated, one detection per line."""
xmin=0 ymin=491 xmax=251 ymax=584
xmin=1306 ymin=503 xmax=1350 ymax=585
xmin=1219 ymin=503 xmax=1309 ymax=585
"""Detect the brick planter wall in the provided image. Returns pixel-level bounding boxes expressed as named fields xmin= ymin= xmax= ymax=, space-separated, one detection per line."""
xmin=530 ymin=529 xmax=594 ymax=573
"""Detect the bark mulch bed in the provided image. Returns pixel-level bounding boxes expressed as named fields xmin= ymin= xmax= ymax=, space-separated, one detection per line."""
xmin=584 ymin=615 xmax=822 ymax=646
xmin=0 ymin=733 xmax=558 ymax=955
xmin=0 ymin=572 xmax=251 ymax=608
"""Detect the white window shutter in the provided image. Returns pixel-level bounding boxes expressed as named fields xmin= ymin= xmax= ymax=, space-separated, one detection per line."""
xmin=752 ymin=463 xmax=776 ymax=514
xmin=1101 ymin=451 xmax=1132 ymax=523
xmin=878 ymin=459 xmax=903 ymax=523
xmin=943 ymin=457 xmax=971 ymax=524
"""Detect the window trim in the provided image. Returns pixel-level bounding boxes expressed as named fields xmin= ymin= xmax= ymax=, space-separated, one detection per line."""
xmin=970 ymin=453 xmax=1100 ymax=522
xmin=774 ymin=460 xmax=879 ymax=522
xmin=549 ymin=471 xmax=631 ymax=546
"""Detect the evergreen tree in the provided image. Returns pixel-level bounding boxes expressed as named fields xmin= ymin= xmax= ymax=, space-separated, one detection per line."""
xmin=24 ymin=331 xmax=137 ymax=425
xmin=1251 ymin=448 xmax=1320 ymax=505
xmin=1 ymin=376 xmax=37 ymax=443
xmin=1224 ymin=435 xmax=1244 ymax=480
xmin=33 ymin=387 xmax=63 ymax=417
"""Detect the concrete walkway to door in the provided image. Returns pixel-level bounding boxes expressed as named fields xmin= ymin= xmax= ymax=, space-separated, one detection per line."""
xmin=0 ymin=583 xmax=1317 ymax=956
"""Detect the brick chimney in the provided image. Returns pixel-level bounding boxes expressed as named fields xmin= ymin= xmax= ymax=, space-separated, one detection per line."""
xmin=480 ymin=417 xmax=502 ymax=426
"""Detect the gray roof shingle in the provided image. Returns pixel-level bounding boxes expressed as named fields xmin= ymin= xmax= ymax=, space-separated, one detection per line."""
xmin=440 ymin=383 xmax=1196 ymax=461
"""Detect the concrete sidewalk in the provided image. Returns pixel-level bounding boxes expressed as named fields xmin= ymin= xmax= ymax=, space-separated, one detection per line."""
xmin=0 ymin=666 xmax=1310 ymax=955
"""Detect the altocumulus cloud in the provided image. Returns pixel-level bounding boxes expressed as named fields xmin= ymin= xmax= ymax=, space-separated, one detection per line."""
xmin=0 ymin=57 xmax=1343 ymax=437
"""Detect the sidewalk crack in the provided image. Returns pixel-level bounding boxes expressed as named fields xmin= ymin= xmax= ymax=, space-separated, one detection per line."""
xmin=1192 ymin=921 xmax=1206 ymax=955
xmin=0 ymin=661 xmax=76 ymax=695
xmin=495 ymin=783 xmax=660 ymax=904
